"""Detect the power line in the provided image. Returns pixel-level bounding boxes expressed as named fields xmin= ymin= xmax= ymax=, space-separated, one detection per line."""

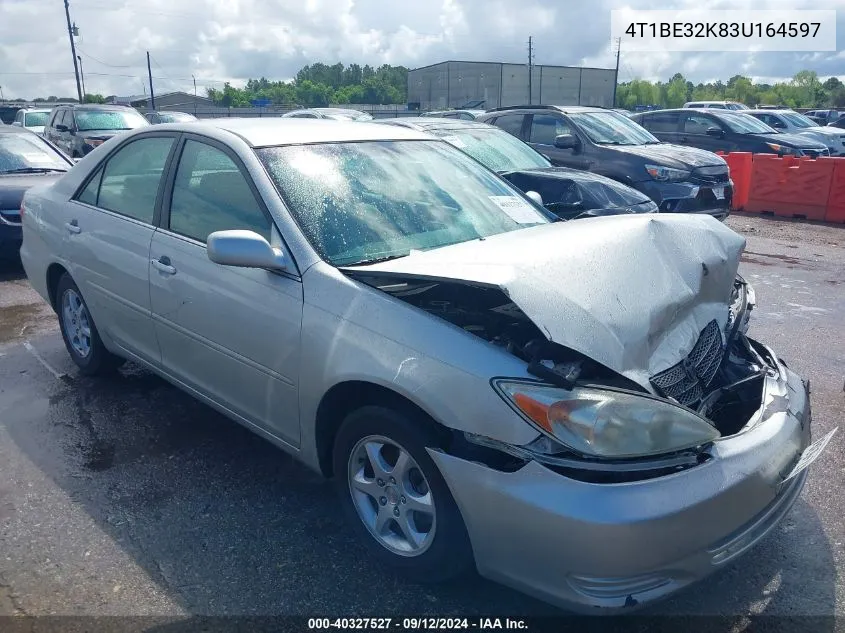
xmin=77 ymin=48 xmax=136 ymax=69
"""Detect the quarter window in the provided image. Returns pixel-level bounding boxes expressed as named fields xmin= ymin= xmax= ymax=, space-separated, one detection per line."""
xmin=97 ymin=136 xmax=175 ymax=223
xmin=643 ymin=112 xmax=680 ymax=133
xmin=168 ymin=140 xmax=271 ymax=243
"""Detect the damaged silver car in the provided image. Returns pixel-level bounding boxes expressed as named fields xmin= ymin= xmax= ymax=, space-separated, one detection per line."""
xmin=20 ymin=119 xmax=835 ymax=612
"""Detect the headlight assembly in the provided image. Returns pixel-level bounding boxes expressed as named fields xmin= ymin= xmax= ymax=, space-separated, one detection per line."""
xmin=644 ymin=164 xmax=690 ymax=182
xmin=494 ymin=380 xmax=720 ymax=459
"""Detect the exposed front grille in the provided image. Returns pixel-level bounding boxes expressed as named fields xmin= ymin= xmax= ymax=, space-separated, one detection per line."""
xmin=803 ymin=148 xmax=830 ymax=158
xmin=691 ymin=166 xmax=730 ymax=185
xmin=650 ymin=319 xmax=724 ymax=406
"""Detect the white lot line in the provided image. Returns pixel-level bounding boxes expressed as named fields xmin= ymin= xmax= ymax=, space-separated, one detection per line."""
xmin=23 ymin=340 xmax=66 ymax=381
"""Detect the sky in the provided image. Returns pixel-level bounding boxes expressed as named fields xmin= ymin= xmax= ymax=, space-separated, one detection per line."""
xmin=0 ymin=0 xmax=843 ymax=100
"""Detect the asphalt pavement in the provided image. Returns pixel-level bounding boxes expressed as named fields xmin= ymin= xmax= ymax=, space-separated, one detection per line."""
xmin=0 ymin=214 xmax=843 ymax=629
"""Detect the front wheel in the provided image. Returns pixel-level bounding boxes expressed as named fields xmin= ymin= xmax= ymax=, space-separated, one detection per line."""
xmin=333 ymin=405 xmax=473 ymax=582
xmin=56 ymin=273 xmax=124 ymax=375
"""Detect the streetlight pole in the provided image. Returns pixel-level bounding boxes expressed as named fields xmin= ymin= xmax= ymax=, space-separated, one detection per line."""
xmin=63 ymin=0 xmax=83 ymax=103
xmin=77 ymin=55 xmax=86 ymax=100
xmin=192 ymin=74 xmax=197 ymax=115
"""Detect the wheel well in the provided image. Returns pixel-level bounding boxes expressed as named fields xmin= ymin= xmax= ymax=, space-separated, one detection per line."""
xmin=46 ymin=263 xmax=69 ymax=310
xmin=314 ymin=381 xmax=452 ymax=478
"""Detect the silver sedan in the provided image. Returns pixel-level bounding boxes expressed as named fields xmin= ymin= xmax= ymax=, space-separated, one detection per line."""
xmin=18 ymin=118 xmax=834 ymax=612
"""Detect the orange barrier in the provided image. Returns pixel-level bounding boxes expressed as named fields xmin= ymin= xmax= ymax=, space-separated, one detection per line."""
xmin=825 ymin=159 xmax=845 ymax=223
xmin=716 ymin=152 xmax=752 ymax=211
xmin=721 ymin=152 xmax=845 ymax=222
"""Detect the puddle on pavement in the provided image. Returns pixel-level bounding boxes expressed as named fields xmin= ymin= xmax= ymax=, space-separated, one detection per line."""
xmin=0 ymin=303 xmax=57 ymax=344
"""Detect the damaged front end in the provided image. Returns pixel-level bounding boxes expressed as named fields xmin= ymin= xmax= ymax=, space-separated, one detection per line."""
xmin=346 ymin=266 xmax=780 ymax=482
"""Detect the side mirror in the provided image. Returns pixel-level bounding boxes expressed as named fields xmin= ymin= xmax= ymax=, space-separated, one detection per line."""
xmin=771 ymin=120 xmax=786 ymax=129
xmin=554 ymin=134 xmax=579 ymax=149
xmin=55 ymin=124 xmax=69 ymax=132
xmin=72 ymin=157 xmax=81 ymax=163
xmin=525 ymin=191 xmax=543 ymax=207
xmin=207 ymin=230 xmax=288 ymax=271
xmin=11 ymin=121 xmax=22 ymax=127
xmin=705 ymin=127 xmax=724 ymax=137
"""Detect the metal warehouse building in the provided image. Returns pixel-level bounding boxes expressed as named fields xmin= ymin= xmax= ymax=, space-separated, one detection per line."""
xmin=407 ymin=61 xmax=617 ymax=111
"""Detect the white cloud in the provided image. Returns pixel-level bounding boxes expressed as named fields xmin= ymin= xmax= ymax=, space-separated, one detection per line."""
xmin=0 ymin=0 xmax=842 ymax=99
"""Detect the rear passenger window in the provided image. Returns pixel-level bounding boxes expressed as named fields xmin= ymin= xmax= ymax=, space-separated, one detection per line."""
xmin=643 ymin=112 xmax=679 ymax=133
xmin=97 ymin=136 xmax=175 ymax=224
xmin=492 ymin=114 xmax=525 ymax=137
xmin=168 ymin=140 xmax=270 ymax=243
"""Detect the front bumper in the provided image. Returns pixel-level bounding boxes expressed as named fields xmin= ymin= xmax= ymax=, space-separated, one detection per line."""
xmin=636 ymin=180 xmax=732 ymax=221
xmin=430 ymin=360 xmax=813 ymax=612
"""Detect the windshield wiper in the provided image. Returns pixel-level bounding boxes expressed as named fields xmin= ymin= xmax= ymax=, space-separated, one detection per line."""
xmin=1 ymin=167 xmax=68 ymax=174
xmin=341 ymin=253 xmax=409 ymax=267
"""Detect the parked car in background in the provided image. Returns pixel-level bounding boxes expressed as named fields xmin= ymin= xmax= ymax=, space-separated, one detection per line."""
xmin=380 ymin=117 xmax=657 ymax=219
xmin=19 ymin=117 xmax=832 ymax=613
xmin=424 ymin=109 xmax=487 ymax=120
xmin=828 ymin=115 xmax=845 ymax=129
xmin=803 ymin=110 xmax=841 ymax=126
xmin=145 ymin=111 xmax=198 ymax=124
xmin=44 ymin=104 xmax=149 ymax=158
xmin=631 ymin=108 xmax=830 ymax=158
xmin=745 ymin=109 xmax=845 ymax=156
xmin=1 ymin=125 xmax=73 ymax=259
xmin=11 ymin=108 xmax=53 ymax=136
xmin=281 ymin=108 xmax=373 ymax=121
xmin=755 ymin=104 xmax=791 ymax=110
xmin=478 ymin=105 xmax=732 ymax=219
xmin=683 ymin=101 xmax=749 ymax=111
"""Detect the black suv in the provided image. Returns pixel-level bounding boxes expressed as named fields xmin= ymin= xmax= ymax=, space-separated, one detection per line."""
xmin=43 ymin=104 xmax=148 ymax=158
xmin=478 ymin=105 xmax=732 ymax=218
xmin=630 ymin=108 xmax=830 ymax=158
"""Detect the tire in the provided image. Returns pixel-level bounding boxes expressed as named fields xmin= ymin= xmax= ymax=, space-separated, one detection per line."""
xmin=56 ymin=273 xmax=124 ymax=375
xmin=333 ymin=405 xmax=474 ymax=583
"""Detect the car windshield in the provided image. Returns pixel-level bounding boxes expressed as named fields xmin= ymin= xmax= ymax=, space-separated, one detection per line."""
xmin=716 ymin=112 xmax=778 ymax=134
xmin=257 ymin=140 xmax=550 ymax=266
xmin=0 ymin=133 xmax=70 ymax=173
xmin=781 ymin=112 xmax=817 ymax=128
xmin=75 ymin=110 xmax=147 ymax=131
xmin=24 ymin=112 xmax=50 ymax=127
xmin=432 ymin=127 xmax=550 ymax=172
xmin=568 ymin=111 xmax=660 ymax=145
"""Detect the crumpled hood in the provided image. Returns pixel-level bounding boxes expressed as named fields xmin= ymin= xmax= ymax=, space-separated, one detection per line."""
xmin=353 ymin=214 xmax=745 ymax=390
xmin=610 ymin=143 xmax=726 ymax=168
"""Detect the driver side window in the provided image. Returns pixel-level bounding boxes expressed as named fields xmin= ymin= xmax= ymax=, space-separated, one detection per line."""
xmin=684 ymin=114 xmax=717 ymax=134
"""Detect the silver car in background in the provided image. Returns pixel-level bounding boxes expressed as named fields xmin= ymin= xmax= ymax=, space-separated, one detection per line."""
xmin=19 ymin=118 xmax=833 ymax=612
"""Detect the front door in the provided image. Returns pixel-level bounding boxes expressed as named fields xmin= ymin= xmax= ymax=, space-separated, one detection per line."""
xmin=65 ymin=134 xmax=178 ymax=365
xmin=149 ymin=136 xmax=303 ymax=446
xmin=679 ymin=112 xmax=732 ymax=153
xmin=528 ymin=114 xmax=590 ymax=169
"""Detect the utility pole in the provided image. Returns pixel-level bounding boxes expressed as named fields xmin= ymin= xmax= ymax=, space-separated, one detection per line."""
xmin=146 ymin=51 xmax=156 ymax=110
xmin=612 ymin=37 xmax=621 ymax=107
xmin=63 ymin=0 xmax=83 ymax=103
xmin=527 ymin=36 xmax=534 ymax=105
xmin=192 ymin=75 xmax=197 ymax=115
xmin=77 ymin=56 xmax=86 ymax=100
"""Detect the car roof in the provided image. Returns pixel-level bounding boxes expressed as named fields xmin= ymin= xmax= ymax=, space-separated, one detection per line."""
xmin=164 ymin=117 xmax=433 ymax=147
xmin=60 ymin=104 xmax=137 ymax=110
xmin=745 ymin=109 xmax=794 ymax=115
xmin=19 ymin=107 xmax=52 ymax=112
xmin=483 ymin=105 xmax=613 ymax=116
xmin=380 ymin=117 xmax=498 ymax=132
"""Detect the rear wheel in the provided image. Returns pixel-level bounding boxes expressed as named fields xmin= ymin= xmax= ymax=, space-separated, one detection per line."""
xmin=333 ymin=405 xmax=473 ymax=582
xmin=56 ymin=273 xmax=124 ymax=375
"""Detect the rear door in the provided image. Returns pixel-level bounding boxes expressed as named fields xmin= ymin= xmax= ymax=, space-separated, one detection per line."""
xmin=65 ymin=133 xmax=179 ymax=365
xmin=149 ymin=135 xmax=303 ymax=446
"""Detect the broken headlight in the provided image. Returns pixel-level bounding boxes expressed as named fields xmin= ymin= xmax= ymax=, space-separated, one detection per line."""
xmin=493 ymin=380 xmax=720 ymax=459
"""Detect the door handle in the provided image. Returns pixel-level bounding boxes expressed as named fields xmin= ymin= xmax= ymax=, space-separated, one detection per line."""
xmin=65 ymin=220 xmax=81 ymax=234
xmin=151 ymin=256 xmax=176 ymax=275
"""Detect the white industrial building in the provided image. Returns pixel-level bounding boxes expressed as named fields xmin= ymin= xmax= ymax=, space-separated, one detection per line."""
xmin=407 ymin=60 xmax=617 ymax=111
